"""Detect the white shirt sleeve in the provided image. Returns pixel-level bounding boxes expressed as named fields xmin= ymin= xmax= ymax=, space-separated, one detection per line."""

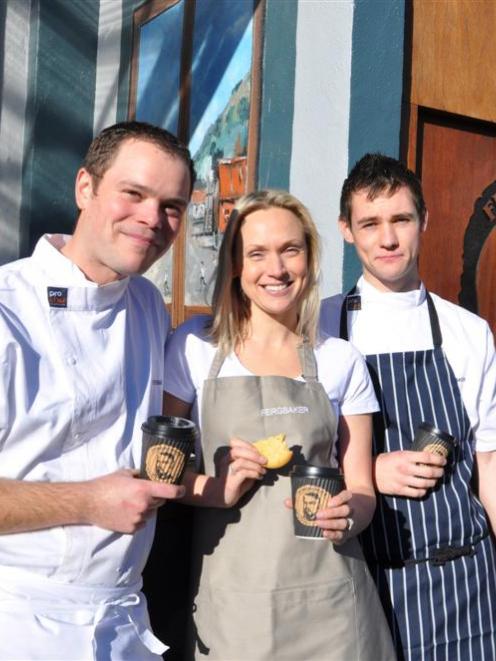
xmin=433 ymin=295 xmax=496 ymax=453
xmin=164 ymin=315 xmax=211 ymax=404
xmin=473 ymin=322 xmax=496 ymax=452
xmin=316 ymin=337 xmax=379 ymax=417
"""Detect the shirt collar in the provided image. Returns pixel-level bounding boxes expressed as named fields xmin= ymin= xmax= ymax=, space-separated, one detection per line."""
xmin=33 ymin=234 xmax=130 ymax=310
xmin=355 ymin=275 xmax=426 ymax=310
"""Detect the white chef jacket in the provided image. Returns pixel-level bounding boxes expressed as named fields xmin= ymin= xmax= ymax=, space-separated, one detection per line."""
xmin=0 ymin=234 xmax=170 ymax=658
xmin=319 ymin=277 xmax=496 ymax=452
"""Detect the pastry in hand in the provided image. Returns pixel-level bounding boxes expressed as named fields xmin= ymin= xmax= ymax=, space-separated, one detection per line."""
xmin=253 ymin=433 xmax=293 ymax=469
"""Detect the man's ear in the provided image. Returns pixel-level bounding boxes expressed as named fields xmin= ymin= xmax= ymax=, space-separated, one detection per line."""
xmin=421 ymin=210 xmax=429 ymax=233
xmin=75 ymin=168 xmax=95 ymax=211
xmin=338 ymin=216 xmax=355 ymax=244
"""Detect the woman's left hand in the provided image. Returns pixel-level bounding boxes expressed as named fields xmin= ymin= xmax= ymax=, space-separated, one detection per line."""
xmin=315 ymin=490 xmax=354 ymax=544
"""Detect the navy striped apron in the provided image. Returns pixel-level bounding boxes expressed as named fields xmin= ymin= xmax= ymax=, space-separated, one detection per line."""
xmin=340 ymin=289 xmax=496 ymax=661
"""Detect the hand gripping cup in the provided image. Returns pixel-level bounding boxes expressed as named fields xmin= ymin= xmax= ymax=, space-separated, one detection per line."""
xmin=411 ymin=422 xmax=457 ymax=460
xmin=141 ymin=416 xmax=197 ymax=484
xmin=290 ymin=465 xmax=345 ymax=539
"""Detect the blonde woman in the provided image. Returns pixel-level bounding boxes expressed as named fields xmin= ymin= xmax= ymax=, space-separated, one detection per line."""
xmin=164 ymin=190 xmax=394 ymax=660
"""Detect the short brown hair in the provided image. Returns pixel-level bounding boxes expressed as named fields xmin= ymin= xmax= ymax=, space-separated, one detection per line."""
xmin=83 ymin=121 xmax=195 ymax=192
xmin=340 ymin=153 xmax=426 ymax=225
xmin=209 ymin=190 xmax=321 ymax=353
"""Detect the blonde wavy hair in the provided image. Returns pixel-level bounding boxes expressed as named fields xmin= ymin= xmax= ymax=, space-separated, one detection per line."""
xmin=209 ymin=190 xmax=321 ymax=354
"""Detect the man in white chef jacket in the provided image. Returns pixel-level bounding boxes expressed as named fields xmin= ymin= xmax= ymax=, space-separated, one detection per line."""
xmin=320 ymin=153 xmax=496 ymax=659
xmin=0 ymin=121 xmax=194 ymax=659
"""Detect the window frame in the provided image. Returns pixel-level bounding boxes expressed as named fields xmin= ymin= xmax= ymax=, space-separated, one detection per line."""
xmin=128 ymin=0 xmax=265 ymax=326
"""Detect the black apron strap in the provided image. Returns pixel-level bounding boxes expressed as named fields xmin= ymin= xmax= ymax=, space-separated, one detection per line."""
xmin=425 ymin=291 xmax=443 ymax=348
xmin=339 ymin=287 xmax=356 ymax=341
xmin=339 ymin=286 xmax=443 ymax=348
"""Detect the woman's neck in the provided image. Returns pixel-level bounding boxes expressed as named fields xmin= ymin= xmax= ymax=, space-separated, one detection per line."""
xmin=236 ymin=310 xmax=302 ymax=377
xmin=245 ymin=306 xmax=299 ymax=345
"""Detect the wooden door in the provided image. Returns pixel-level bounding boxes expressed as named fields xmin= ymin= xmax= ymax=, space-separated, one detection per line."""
xmin=405 ymin=0 xmax=496 ymax=334
xmin=413 ymin=110 xmax=496 ymax=329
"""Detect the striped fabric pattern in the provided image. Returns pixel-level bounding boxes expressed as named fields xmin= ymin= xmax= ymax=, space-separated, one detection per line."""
xmin=373 ymin=536 xmax=496 ymax=660
xmin=361 ymin=347 xmax=496 ymax=660
xmin=362 ymin=348 xmax=487 ymax=562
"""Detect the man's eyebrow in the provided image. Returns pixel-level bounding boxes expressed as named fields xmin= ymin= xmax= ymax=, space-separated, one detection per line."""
xmin=118 ymin=180 xmax=189 ymax=206
xmin=355 ymin=215 xmax=378 ymax=226
xmin=118 ymin=180 xmax=150 ymax=192
xmin=355 ymin=211 xmax=417 ymax=225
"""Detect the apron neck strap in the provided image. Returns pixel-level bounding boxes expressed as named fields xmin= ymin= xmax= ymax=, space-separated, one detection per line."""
xmin=425 ymin=291 xmax=443 ymax=348
xmin=339 ymin=287 xmax=356 ymax=341
xmin=208 ymin=347 xmax=226 ymax=379
xmin=208 ymin=341 xmax=318 ymax=381
xmin=298 ymin=339 xmax=318 ymax=382
xmin=339 ymin=285 xmax=443 ymax=348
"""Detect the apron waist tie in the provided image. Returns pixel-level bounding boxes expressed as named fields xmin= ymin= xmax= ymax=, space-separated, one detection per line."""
xmin=0 ymin=566 xmax=167 ymax=657
xmin=375 ymin=530 xmax=489 ymax=569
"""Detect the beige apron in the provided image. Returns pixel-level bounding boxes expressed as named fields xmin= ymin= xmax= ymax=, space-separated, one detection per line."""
xmin=188 ymin=343 xmax=394 ymax=660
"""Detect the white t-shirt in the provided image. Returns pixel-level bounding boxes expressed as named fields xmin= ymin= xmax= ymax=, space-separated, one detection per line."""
xmin=164 ymin=314 xmax=379 ymax=460
xmin=320 ymin=277 xmax=496 ymax=452
xmin=0 ymin=234 xmax=170 ymax=586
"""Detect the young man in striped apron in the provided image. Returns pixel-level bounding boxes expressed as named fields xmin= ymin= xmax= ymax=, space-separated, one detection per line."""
xmin=320 ymin=153 xmax=496 ymax=660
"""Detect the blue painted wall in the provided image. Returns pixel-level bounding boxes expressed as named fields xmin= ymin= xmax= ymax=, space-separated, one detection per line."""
xmin=343 ymin=0 xmax=406 ymax=290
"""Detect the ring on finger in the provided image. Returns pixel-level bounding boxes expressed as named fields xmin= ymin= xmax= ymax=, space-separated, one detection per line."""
xmin=228 ymin=464 xmax=237 ymax=476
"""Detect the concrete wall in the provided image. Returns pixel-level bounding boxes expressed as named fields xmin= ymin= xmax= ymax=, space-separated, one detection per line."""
xmin=290 ymin=0 xmax=353 ymax=296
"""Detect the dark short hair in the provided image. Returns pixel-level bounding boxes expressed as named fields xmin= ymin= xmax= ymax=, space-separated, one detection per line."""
xmin=340 ymin=153 xmax=426 ymax=225
xmin=83 ymin=120 xmax=196 ymax=192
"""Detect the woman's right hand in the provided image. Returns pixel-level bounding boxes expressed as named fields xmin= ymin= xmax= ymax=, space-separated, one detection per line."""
xmin=219 ymin=437 xmax=267 ymax=507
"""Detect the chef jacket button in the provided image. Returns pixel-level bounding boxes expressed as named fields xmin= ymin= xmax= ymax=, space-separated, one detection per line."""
xmin=67 ymin=356 xmax=77 ymax=365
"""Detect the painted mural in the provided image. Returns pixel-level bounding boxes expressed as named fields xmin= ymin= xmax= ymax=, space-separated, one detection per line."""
xmin=135 ymin=0 xmax=255 ymax=307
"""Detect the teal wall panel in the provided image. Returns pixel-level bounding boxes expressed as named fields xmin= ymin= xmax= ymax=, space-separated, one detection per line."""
xmin=21 ymin=0 xmax=99 ymax=255
xmin=343 ymin=0 xmax=406 ymax=290
xmin=257 ymin=0 xmax=297 ymax=190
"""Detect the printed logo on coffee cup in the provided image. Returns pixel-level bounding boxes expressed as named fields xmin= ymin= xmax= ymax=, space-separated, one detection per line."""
xmin=422 ymin=441 xmax=449 ymax=458
xmin=145 ymin=444 xmax=184 ymax=483
xmin=295 ymin=485 xmax=329 ymax=526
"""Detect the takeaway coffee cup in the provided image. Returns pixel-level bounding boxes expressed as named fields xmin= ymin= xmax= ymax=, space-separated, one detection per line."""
xmin=141 ymin=415 xmax=197 ymax=484
xmin=290 ymin=465 xmax=345 ymax=539
xmin=411 ymin=422 xmax=457 ymax=460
